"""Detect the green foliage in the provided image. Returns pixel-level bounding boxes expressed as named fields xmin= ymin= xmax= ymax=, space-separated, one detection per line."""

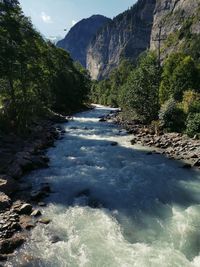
xmin=90 ymin=59 xmax=134 ymax=107
xmin=159 ymin=53 xmax=200 ymax=104
xmin=181 ymin=90 xmax=200 ymax=113
xmin=186 ymin=113 xmax=200 ymax=137
xmin=122 ymin=52 xmax=161 ymax=123
xmin=0 ymin=0 xmax=90 ymax=133
xmin=159 ymin=98 xmax=186 ymax=132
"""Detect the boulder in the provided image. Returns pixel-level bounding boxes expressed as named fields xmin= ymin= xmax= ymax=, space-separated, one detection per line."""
xmin=31 ymin=209 xmax=42 ymax=217
xmin=110 ymin=142 xmax=118 ymax=146
xmin=182 ymin=163 xmax=192 ymax=169
xmin=0 ymin=254 xmax=7 ymax=261
xmin=18 ymin=204 xmax=32 ymax=215
xmin=38 ymin=202 xmax=46 ymax=207
xmin=19 ymin=216 xmax=35 ymax=230
xmin=99 ymin=118 xmax=106 ymax=122
xmin=0 ymin=193 xmax=11 ymax=210
xmin=130 ymin=139 xmax=137 ymax=145
xmin=49 ymin=235 xmax=62 ymax=244
xmin=0 ymin=175 xmax=18 ymax=196
xmin=193 ymin=159 xmax=200 ymax=167
xmin=0 ymin=233 xmax=26 ymax=254
xmin=38 ymin=218 xmax=51 ymax=225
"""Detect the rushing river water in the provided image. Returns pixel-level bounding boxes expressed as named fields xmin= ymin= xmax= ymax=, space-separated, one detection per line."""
xmin=6 ymin=105 xmax=200 ymax=267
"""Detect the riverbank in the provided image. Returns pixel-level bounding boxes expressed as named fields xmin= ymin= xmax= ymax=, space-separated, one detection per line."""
xmin=106 ymin=111 xmax=200 ymax=169
xmin=0 ymin=108 xmax=85 ymax=262
xmin=5 ymin=105 xmax=200 ymax=267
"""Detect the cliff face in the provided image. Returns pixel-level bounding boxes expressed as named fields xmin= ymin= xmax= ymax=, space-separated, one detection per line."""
xmin=87 ymin=0 xmax=156 ymax=80
xmin=57 ymin=15 xmax=111 ymax=67
xmin=150 ymin=0 xmax=200 ymax=58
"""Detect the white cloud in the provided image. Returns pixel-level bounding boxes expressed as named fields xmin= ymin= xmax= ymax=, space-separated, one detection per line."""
xmin=41 ymin=12 xmax=53 ymax=24
xmin=72 ymin=20 xmax=77 ymax=26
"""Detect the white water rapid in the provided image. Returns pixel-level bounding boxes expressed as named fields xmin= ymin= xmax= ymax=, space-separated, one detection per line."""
xmin=6 ymin=105 xmax=200 ymax=267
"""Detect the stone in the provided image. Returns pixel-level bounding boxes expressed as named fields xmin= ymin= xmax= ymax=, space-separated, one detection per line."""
xmin=182 ymin=163 xmax=192 ymax=169
xmin=110 ymin=142 xmax=118 ymax=146
xmin=18 ymin=204 xmax=32 ymax=215
xmin=193 ymin=160 xmax=200 ymax=167
xmin=0 ymin=175 xmax=18 ymax=196
xmin=31 ymin=209 xmax=42 ymax=217
xmin=0 ymin=193 xmax=11 ymax=211
xmin=0 ymin=234 xmax=26 ymax=254
xmin=38 ymin=218 xmax=51 ymax=225
xmin=0 ymin=254 xmax=7 ymax=261
xmin=49 ymin=235 xmax=61 ymax=244
xmin=130 ymin=139 xmax=136 ymax=145
xmin=38 ymin=202 xmax=46 ymax=207
xmin=20 ymin=216 xmax=35 ymax=230
xmin=99 ymin=118 xmax=106 ymax=122
xmin=10 ymin=222 xmax=21 ymax=231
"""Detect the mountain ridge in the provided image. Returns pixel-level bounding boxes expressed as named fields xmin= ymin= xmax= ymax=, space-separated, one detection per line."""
xmin=57 ymin=15 xmax=111 ymax=67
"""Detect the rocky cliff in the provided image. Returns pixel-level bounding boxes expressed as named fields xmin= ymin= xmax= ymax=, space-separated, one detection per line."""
xmin=150 ymin=0 xmax=200 ymax=60
xmin=57 ymin=15 xmax=111 ymax=67
xmin=87 ymin=0 xmax=156 ymax=80
xmin=87 ymin=0 xmax=200 ymax=80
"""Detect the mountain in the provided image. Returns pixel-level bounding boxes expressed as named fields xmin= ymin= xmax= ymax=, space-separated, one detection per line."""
xmin=150 ymin=0 xmax=200 ymax=60
xmin=57 ymin=15 xmax=111 ymax=67
xmin=46 ymin=36 xmax=63 ymax=44
xmin=87 ymin=0 xmax=200 ymax=80
xmin=87 ymin=0 xmax=156 ymax=80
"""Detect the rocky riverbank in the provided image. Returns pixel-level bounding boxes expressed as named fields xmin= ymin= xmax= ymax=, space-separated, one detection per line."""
xmin=0 ymin=113 xmax=69 ymax=263
xmin=103 ymin=111 xmax=200 ymax=169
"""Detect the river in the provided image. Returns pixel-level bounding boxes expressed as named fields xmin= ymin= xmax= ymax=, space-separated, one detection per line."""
xmin=6 ymin=105 xmax=200 ymax=267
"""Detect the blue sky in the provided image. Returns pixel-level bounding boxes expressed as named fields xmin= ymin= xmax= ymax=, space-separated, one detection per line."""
xmin=19 ymin=0 xmax=136 ymax=39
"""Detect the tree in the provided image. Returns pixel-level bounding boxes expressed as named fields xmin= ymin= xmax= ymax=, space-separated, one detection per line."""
xmin=0 ymin=0 xmax=90 ymax=132
xmin=159 ymin=53 xmax=200 ymax=104
xmin=122 ymin=52 xmax=160 ymax=123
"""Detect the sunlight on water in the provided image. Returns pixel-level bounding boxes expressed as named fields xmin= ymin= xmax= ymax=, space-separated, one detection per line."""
xmin=6 ymin=105 xmax=200 ymax=267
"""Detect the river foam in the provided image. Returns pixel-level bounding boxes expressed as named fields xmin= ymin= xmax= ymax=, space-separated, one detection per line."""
xmin=6 ymin=105 xmax=200 ymax=267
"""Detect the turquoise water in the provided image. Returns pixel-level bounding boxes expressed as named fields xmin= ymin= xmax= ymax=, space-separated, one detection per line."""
xmin=6 ymin=105 xmax=200 ymax=267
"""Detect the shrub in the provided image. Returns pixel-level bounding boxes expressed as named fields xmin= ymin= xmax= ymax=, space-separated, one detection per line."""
xmin=181 ymin=90 xmax=200 ymax=113
xmin=186 ymin=113 xmax=200 ymax=137
xmin=159 ymin=98 xmax=186 ymax=132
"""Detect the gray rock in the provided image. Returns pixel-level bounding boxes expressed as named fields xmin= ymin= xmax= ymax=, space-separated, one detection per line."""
xmin=110 ymin=142 xmax=118 ymax=146
xmin=0 ymin=193 xmax=11 ymax=211
xmin=87 ymin=0 xmax=156 ymax=79
xmin=31 ymin=209 xmax=42 ymax=217
xmin=38 ymin=218 xmax=51 ymax=225
xmin=20 ymin=215 xmax=35 ymax=230
xmin=0 ymin=233 xmax=26 ymax=254
xmin=18 ymin=204 xmax=33 ymax=215
xmin=0 ymin=175 xmax=18 ymax=196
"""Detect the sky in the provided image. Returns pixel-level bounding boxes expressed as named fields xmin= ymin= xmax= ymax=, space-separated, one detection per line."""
xmin=19 ymin=0 xmax=136 ymax=39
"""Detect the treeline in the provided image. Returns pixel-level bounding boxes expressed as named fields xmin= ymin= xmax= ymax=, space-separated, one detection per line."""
xmin=90 ymin=50 xmax=200 ymax=137
xmin=0 ymin=0 xmax=90 ymax=132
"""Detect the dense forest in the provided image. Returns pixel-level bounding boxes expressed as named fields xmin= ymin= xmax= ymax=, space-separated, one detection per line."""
xmin=91 ymin=45 xmax=200 ymax=138
xmin=0 ymin=0 xmax=90 ymax=133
